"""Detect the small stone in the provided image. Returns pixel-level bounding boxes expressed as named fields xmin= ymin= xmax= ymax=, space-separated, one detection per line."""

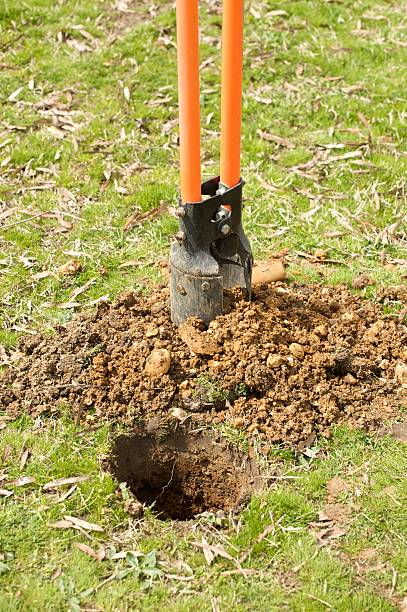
xmin=314 ymin=324 xmax=328 ymax=338
xmin=342 ymin=312 xmax=359 ymax=323
xmin=144 ymin=349 xmax=171 ymax=377
xmin=146 ymin=325 xmax=159 ymax=338
xmin=232 ymin=417 xmax=245 ymax=428
xmin=364 ymin=320 xmax=385 ymax=343
xmin=289 ymin=343 xmax=305 ymax=360
xmin=58 ymin=259 xmax=81 ymax=276
xmin=395 ymin=363 xmax=407 ymax=385
xmin=266 ymin=354 xmax=284 ymax=369
xmin=124 ymin=499 xmax=144 ymax=519
xmin=208 ymin=360 xmax=222 ymax=373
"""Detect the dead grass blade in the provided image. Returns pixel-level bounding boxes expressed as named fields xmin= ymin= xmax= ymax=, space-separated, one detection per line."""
xmin=74 ymin=542 xmax=105 ymax=560
xmin=63 ymin=515 xmax=104 ymax=532
xmin=43 ymin=476 xmax=89 ymax=490
xmin=124 ymin=200 xmax=168 ymax=232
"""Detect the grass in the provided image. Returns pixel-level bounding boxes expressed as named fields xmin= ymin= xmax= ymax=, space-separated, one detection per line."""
xmin=0 ymin=0 xmax=406 ymax=609
xmin=0 ymin=418 xmax=406 ymax=610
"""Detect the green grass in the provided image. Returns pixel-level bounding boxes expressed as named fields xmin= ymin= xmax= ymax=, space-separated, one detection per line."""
xmin=1 ymin=0 xmax=406 ymax=609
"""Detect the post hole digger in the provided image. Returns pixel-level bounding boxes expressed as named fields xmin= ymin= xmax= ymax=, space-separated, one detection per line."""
xmin=170 ymin=0 xmax=253 ymax=327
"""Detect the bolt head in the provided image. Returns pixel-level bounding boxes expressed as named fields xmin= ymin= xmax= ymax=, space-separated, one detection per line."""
xmin=221 ymin=224 xmax=231 ymax=236
xmin=201 ymin=281 xmax=210 ymax=292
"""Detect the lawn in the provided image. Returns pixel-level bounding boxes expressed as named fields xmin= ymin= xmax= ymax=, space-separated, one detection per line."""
xmin=0 ymin=0 xmax=406 ymax=610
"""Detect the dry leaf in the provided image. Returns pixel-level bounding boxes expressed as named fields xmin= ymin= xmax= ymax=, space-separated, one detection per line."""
xmin=8 ymin=86 xmax=24 ymax=102
xmin=43 ymin=476 xmax=89 ymax=490
xmin=64 ymin=515 xmax=104 ymax=532
xmin=257 ymin=129 xmax=294 ymax=149
xmin=268 ymin=10 xmax=288 ymax=17
xmin=32 ymin=270 xmax=56 ymax=281
xmin=50 ymin=520 xmax=75 ymax=529
xmin=2 ymin=445 xmax=11 ymax=462
xmin=8 ymin=476 xmax=35 ymax=487
xmin=19 ymin=448 xmax=30 ymax=471
xmin=118 ymin=259 xmax=144 ymax=269
xmin=124 ymin=201 xmax=168 ymax=232
xmin=200 ymin=536 xmax=215 ymax=565
xmin=84 ymin=295 xmax=109 ymax=307
xmin=68 ymin=278 xmax=96 ymax=301
xmin=322 ymin=150 xmax=363 ymax=165
xmin=54 ymin=211 xmax=73 ymax=232
xmin=54 ymin=485 xmax=77 ymax=504
xmin=0 ymin=489 xmax=13 ymax=497
xmin=74 ymin=542 xmax=105 ymax=560
xmin=193 ymin=540 xmax=235 ymax=566
xmin=66 ymin=38 xmax=92 ymax=53
xmin=315 ymin=526 xmax=346 ymax=544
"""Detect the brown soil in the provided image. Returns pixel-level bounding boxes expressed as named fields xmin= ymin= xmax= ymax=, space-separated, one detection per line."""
xmin=1 ymin=283 xmax=406 ymax=447
xmin=110 ymin=426 xmax=259 ymax=520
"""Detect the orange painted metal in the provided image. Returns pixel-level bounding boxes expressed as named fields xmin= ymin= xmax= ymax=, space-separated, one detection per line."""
xmin=220 ymin=0 xmax=244 ymax=191
xmin=176 ymin=0 xmax=201 ymax=203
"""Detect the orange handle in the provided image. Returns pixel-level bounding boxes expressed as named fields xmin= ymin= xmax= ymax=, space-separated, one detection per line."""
xmin=220 ymin=0 xmax=244 ymax=191
xmin=176 ymin=0 xmax=201 ymax=204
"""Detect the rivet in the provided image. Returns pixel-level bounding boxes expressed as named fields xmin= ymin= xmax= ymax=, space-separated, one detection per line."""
xmin=201 ymin=282 xmax=210 ymax=292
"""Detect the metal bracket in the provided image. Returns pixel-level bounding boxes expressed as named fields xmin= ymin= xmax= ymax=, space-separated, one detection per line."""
xmin=169 ymin=177 xmax=253 ymax=326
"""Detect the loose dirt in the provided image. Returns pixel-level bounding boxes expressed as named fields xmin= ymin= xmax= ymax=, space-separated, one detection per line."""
xmin=1 ymin=282 xmax=406 ymax=447
xmin=110 ymin=426 xmax=259 ymax=520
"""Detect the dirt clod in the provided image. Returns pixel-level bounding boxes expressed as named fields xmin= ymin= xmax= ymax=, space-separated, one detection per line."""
xmin=1 ymin=282 xmax=406 ymax=446
xmin=395 ymin=363 xmax=407 ymax=385
xmin=179 ymin=319 xmax=219 ymax=355
xmin=144 ymin=349 xmax=171 ymax=378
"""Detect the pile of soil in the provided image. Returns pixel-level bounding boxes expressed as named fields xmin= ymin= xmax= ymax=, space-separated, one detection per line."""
xmin=1 ymin=283 xmax=406 ymax=447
